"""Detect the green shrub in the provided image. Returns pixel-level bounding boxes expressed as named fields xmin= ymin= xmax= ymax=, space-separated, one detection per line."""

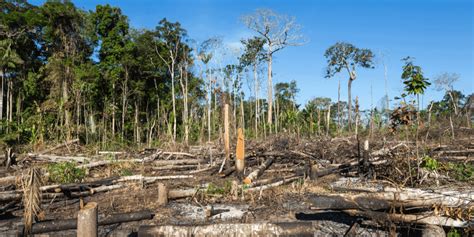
xmin=422 ymin=156 xmax=439 ymax=171
xmin=47 ymin=162 xmax=86 ymax=183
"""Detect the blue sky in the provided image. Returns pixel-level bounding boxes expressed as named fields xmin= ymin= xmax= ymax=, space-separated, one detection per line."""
xmin=30 ymin=0 xmax=473 ymax=109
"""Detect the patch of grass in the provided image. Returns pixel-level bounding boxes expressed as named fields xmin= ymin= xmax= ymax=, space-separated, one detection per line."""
xmin=47 ymin=162 xmax=86 ymax=184
xmin=447 ymin=228 xmax=461 ymax=237
xmin=120 ymin=168 xmax=133 ymax=176
xmin=206 ymin=180 xmax=233 ymax=195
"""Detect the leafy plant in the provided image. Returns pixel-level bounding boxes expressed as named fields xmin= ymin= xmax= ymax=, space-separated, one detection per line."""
xmin=422 ymin=156 xmax=439 ymax=171
xmin=47 ymin=162 xmax=86 ymax=184
xmin=447 ymin=228 xmax=461 ymax=237
xmin=446 ymin=163 xmax=473 ymax=181
xmin=206 ymin=181 xmax=232 ymax=195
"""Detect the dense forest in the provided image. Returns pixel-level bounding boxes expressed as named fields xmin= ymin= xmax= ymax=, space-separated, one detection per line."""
xmin=1 ymin=0 xmax=472 ymax=151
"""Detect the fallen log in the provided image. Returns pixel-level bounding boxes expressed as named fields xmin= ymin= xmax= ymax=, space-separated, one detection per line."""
xmin=28 ymin=154 xmax=90 ymax=163
xmin=116 ymin=175 xmax=193 ymax=183
xmin=243 ymin=157 xmax=274 ymax=184
xmin=343 ymin=209 xmax=469 ymax=227
xmin=78 ymin=158 xmax=206 ymax=169
xmin=138 ymin=222 xmax=320 ymax=236
xmin=245 ymin=176 xmax=300 ymax=192
xmin=330 ymin=178 xmax=473 ymax=207
xmin=17 ymin=210 xmax=154 ymax=236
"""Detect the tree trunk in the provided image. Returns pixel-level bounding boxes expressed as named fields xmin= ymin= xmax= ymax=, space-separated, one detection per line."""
xmin=121 ymin=67 xmax=129 ymax=141
xmin=347 ymin=78 xmax=353 ymax=130
xmin=111 ymin=83 xmax=116 ymax=138
xmin=254 ymin=63 xmax=258 ymax=138
xmin=0 ymin=69 xmax=4 ymax=120
xmin=134 ymin=100 xmax=139 ymax=144
xmin=267 ymin=49 xmax=273 ymax=127
xmin=171 ymin=61 xmax=176 ymax=143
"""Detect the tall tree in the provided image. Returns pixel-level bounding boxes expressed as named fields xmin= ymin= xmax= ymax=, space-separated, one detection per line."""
xmin=242 ymin=9 xmax=305 ymax=128
xmin=92 ymin=4 xmax=130 ymax=139
xmin=239 ymin=36 xmax=266 ymax=137
xmin=40 ymin=0 xmax=92 ymax=140
xmin=154 ymin=18 xmax=187 ymax=143
xmin=324 ymin=42 xmax=374 ymax=130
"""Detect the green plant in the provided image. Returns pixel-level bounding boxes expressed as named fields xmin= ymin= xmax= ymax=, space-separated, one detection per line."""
xmin=422 ymin=156 xmax=439 ymax=171
xmin=446 ymin=163 xmax=473 ymax=181
xmin=47 ymin=162 xmax=86 ymax=184
xmin=206 ymin=180 xmax=232 ymax=195
xmin=447 ymin=228 xmax=461 ymax=237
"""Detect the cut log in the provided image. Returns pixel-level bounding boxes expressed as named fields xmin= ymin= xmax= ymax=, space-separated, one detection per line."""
xmin=245 ymin=176 xmax=300 ymax=192
xmin=243 ymin=157 xmax=274 ymax=184
xmin=343 ymin=209 xmax=469 ymax=227
xmin=17 ymin=210 xmax=154 ymax=236
xmin=77 ymin=202 xmax=98 ymax=237
xmin=138 ymin=222 xmax=319 ymax=236
xmin=78 ymin=158 xmax=205 ymax=169
xmin=116 ymin=175 xmax=193 ymax=183
xmin=28 ymin=154 xmax=90 ymax=163
xmin=330 ymin=178 xmax=474 ymax=207
xmin=157 ymin=183 xmax=168 ymax=206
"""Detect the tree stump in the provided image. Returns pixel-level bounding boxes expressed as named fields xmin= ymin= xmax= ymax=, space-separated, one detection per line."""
xmin=77 ymin=202 xmax=98 ymax=237
xmin=157 ymin=183 xmax=168 ymax=206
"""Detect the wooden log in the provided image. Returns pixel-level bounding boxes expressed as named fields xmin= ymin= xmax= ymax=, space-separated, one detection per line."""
xmin=245 ymin=176 xmax=300 ymax=192
xmin=17 ymin=210 xmax=154 ymax=236
xmin=235 ymin=128 xmax=245 ymax=177
xmin=78 ymin=158 xmax=205 ymax=169
xmin=157 ymin=183 xmax=168 ymax=206
xmin=243 ymin=157 xmax=274 ymax=184
xmin=28 ymin=154 xmax=90 ymax=163
xmin=138 ymin=222 xmax=319 ymax=236
xmin=330 ymin=179 xmax=474 ymax=207
xmin=116 ymin=175 xmax=193 ymax=183
xmin=162 ymin=151 xmax=195 ymax=158
xmin=151 ymin=164 xmax=198 ymax=171
xmin=142 ymin=150 xmax=163 ymax=162
xmin=168 ymin=188 xmax=200 ymax=199
xmin=77 ymin=202 xmax=98 ymax=237
xmin=343 ymin=209 xmax=468 ymax=227
xmin=0 ymin=175 xmax=16 ymax=185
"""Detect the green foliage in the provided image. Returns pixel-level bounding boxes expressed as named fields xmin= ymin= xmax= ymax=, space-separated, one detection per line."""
xmin=324 ymin=42 xmax=375 ymax=78
xmin=422 ymin=156 xmax=439 ymax=171
xmin=447 ymin=228 xmax=461 ymax=237
xmin=446 ymin=163 xmax=473 ymax=181
xmin=47 ymin=162 xmax=86 ymax=184
xmin=401 ymin=57 xmax=430 ymax=96
xmin=206 ymin=180 xmax=232 ymax=195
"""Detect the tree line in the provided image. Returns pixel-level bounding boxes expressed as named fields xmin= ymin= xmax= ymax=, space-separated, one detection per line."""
xmin=1 ymin=1 xmax=472 ymax=150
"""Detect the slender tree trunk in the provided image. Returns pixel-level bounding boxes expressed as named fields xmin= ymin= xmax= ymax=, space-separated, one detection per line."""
xmin=207 ymin=65 xmax=211 ymax=142
xmin=347 ymin=78 xmax=353 ymax=131
xmin=448 ymin=91 xmax=458 ymax=115
xmin=64 ymin=67 xmax=71 ymax=140
xmin=337 ymin=79 xmax=341 ymax=133
xmin=384 ymin=62 xmax=389 ymax=126
xmin=111 ymin=83 xmax=116 ymax=139
xmin=171 ymin=61 xmax=176 ymax=143
xmin=121 ymin=68 xmax=129 ymax=141
xmin=254 ymin=63 xmax=258 ymax=138
xmin=8 ymin=79 xmax=13 ymax=123
xmin=0 ymin=69 xmax=4 ymax=120
xmin=326 ymin=104 xmax=331 ymax=136
xmin=135 ymin=100 xmax=139 ymax=144
xmin=267 ymin=49 xmax=273 ymax=128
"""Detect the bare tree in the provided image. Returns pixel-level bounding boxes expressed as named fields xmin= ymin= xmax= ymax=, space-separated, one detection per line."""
xmin=241 ymin=8 xmax=306 ymax=129
xmin=434 ymin=72 xmax=460 ymax=115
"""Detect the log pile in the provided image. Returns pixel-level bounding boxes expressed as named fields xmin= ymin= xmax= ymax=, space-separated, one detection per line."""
xmin=0 ymin=136 xmax=472 ymax=236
